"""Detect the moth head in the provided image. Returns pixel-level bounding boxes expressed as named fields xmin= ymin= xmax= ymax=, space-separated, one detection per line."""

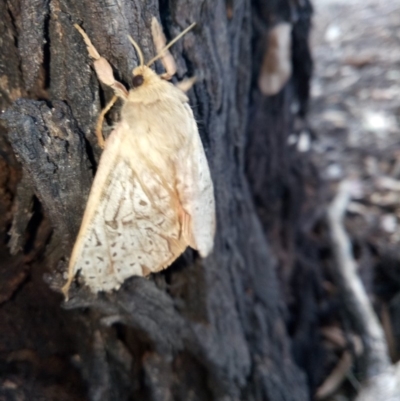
xmin=127 ymin=22 xmax=196 ymax=85
xmin=132 ymin=74 xmax=144 ymax=88
xmin=131 ymin=66 xmax=157 ymax=89
xmin=127 ymin=36 xmax=156 ymax=90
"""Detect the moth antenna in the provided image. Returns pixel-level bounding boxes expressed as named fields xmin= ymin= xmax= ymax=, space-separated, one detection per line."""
xmin=147 ymin=22 xmax=196 ymax=67
xmin=128 ymin=35 xmax=145 ymax=68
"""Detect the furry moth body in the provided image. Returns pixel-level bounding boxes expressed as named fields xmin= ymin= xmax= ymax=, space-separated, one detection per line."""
xmin=62 ymin=20 xmax=215 ymax=297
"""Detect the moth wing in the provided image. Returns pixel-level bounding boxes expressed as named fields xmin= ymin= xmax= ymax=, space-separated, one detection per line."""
xmin=175 ymin=104 xmax=216 ymax=257
xmin=66 ymin=123 xmax=186 ymax=294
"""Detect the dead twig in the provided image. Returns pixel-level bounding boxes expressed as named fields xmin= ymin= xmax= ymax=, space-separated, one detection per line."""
xmin=327 ymin=181 xmax=400 ymax=401
xmin=315 ymin=350 xmax=353 ymax=399
xmin=326 ymin=180 xmax=390 ymax=379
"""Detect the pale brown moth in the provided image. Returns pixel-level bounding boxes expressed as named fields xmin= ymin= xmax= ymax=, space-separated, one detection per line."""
xmin=62 ymin=19 xmax=216 ymax=298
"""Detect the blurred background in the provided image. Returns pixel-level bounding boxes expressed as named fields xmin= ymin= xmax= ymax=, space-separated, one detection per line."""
xmin=306 ymin=0 xmax=400 ymax=399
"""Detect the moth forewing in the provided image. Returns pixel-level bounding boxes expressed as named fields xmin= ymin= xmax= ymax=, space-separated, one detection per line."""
xmin=63 ymin=124 xmax=126 ymax=293
xmin=63 ymin=21 xmax=215 ymax=299
xmin=175 ymin=104 xmax=216 ymax=256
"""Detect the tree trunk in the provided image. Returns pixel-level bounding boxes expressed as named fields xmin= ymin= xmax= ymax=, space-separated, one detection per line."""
xmin=0 ymin=0 xmax=313 ymax=400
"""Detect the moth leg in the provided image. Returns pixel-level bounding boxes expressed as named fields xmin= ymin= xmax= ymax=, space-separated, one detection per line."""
xmin=160 ymin=71 xmax=175 ymax=81
xmin=75 ymin=24 xmax=128 ymax=99
xmin=61 ymin=266 xmax=75 ymax=301
xmin=96 ymin=95 xmax=118 ymax=148
xmin=176 ymin=76 xmax=197 ymax=92
xmin=179 ymin=205 xmax=196 ymax=249
xmin=151 ymin=17 xmax=177 ymax=80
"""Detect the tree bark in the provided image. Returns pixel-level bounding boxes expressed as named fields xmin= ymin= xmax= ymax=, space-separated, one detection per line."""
xmin=0 ymin=0 xmax=313 ymax=400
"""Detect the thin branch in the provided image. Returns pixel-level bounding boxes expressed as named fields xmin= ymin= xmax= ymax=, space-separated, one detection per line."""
xmin=326 ymin=180 xmax=390 ymax=379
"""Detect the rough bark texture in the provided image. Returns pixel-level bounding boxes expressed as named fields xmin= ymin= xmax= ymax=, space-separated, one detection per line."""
xmin=0 ymin=0 xmax=313 ymax=400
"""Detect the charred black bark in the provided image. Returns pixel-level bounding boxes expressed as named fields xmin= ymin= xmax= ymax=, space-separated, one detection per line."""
xmin=0 ymin=0 xmax=313 ymax=400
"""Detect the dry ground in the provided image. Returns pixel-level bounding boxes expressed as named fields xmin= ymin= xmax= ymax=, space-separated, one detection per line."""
xmin=307 ymin=0 xmax=400 ymax=399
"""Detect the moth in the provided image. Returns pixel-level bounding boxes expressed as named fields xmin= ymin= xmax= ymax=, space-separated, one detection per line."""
xmin=62 ymin=19 xmax=216 ymax=298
